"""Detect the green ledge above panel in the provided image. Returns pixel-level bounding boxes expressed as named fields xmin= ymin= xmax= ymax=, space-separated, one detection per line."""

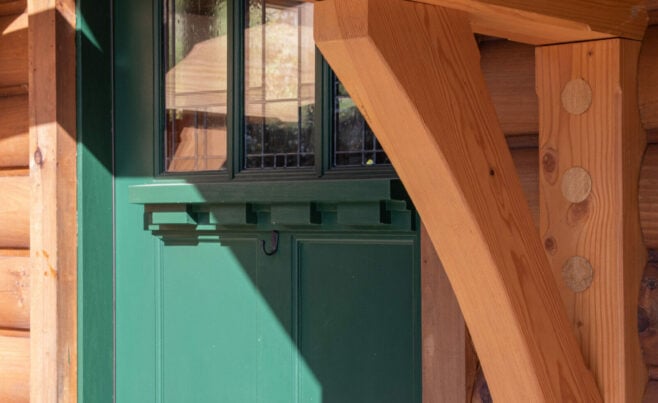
xmin=129 ymin=179 xmax=408 ymax=205
xmin=130 ymin=179 xmax=416 ymax=236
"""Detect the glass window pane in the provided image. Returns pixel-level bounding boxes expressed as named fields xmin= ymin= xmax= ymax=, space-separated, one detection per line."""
xmin=244 ymin=0 xmax=315 ymax=170
xmin=165 ymin=0 xmax=228 ymax=172
xmin=333 ymin=78 xmax=390 ymax=167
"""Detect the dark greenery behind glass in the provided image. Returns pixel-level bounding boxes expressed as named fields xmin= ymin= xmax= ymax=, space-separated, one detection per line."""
xmin=334 ymin=80 xmax=390 ymax=167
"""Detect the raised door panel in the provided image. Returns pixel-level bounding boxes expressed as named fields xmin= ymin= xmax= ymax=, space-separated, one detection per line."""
xmin=161 ymin=238 xmax=297 ymax=403
xmin=296 ymin=237 xmax=420 ymax=403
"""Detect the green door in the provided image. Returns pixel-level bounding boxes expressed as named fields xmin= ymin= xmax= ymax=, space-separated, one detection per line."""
xmin=113 ymin=1 xmax=421 ymax=402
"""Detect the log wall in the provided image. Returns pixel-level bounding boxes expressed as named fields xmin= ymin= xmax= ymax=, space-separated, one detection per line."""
xmin=468 ymin=12 xmax=658 ymax=403
xmin=0 ymin=1 xmax=30 ymax=401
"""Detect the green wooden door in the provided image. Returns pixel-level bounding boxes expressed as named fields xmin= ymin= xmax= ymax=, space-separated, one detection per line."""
xmin=114 ymin=1 xmax=421 ymax=402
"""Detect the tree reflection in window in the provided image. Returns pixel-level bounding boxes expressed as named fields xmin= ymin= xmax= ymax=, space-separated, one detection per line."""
xmin=244 ymin=0 xmax=315 ymax=170
xmin=333 ymin=80 xmax=390 ymax=167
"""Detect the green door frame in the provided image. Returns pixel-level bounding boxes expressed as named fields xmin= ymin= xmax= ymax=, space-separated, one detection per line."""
xmin=77 ymin=0 xmax=114 ymax=401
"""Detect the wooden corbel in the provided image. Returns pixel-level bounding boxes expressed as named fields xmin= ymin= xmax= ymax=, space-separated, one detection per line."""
xmin=314 ymin=0 xmax=601 ymax=401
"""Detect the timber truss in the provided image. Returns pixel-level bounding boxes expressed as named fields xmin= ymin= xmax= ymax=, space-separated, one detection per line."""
xmin=312 ymin=0 xmax=650 ymax=401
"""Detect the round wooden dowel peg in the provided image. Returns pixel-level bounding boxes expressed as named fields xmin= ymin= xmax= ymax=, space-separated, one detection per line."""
xmin=562 ymin=256 xmax=594 ymax=293
xmin=561 ymin=167 xmax=592 ymax=203
xmin=561 ymin=78 xmax=592 ymax=115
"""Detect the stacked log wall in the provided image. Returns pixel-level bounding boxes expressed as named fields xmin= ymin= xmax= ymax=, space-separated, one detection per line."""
xmin=0 ymin=1 xmax=30 ymax=402
xmin=467 ymin=13 xmax=658 ymax=403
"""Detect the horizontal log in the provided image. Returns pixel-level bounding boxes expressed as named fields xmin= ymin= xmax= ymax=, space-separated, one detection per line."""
xmin=0 ymin=257 xmax=29 ymax=330
xmin=0 ymin=2 xmax=25 ymax=17
xmin=480 ymin=25 xmax=658 ymax=136
xmin=510 ymin=144 xmax=658 ymax=249
xmin=0 ymin=94 xmax=28 ymax=168
xmin=0 ymin=12 xmax=27 ymax=88
xmin=0 ymin=333 xmax=29 ymax=402
xmin=0 ymin=176 xmax=28 ymax=249
xmin=480 ymin=39 xmax=536 ymax=136
xmin=0 ymin=249 xmax=28 ymax=257
xmin=0 ymin=333 xmax=28 ymax=402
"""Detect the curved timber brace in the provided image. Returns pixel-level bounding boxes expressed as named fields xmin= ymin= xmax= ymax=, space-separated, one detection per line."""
xmin=314 ymin=0 xmax=649 ymax=401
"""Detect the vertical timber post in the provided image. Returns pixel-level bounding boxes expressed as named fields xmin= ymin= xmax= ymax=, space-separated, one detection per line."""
xmin=28 ymin=0 xmax=77 ymax=401
xmin=537 ymin=39 xmax=648 ymax=402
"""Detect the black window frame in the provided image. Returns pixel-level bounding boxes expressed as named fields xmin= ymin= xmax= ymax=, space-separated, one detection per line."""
xmin=158 ymin=0 xmax=396 ymax=183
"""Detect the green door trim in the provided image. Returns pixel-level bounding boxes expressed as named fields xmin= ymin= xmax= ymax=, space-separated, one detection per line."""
xmin=77 ymin=0 xmax=115 ymax=401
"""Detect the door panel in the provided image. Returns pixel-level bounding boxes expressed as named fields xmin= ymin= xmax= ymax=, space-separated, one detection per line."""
xmin=113 ymin=0 xmax=421 ymax=401
xmin=297 ymin=238 xmax=419 ymax=403
xmin=162 ymin=239 xmax=296 ymax=402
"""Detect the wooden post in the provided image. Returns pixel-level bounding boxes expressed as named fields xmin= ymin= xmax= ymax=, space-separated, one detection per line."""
xmin=421 ymin=225 xmax=477 ymax=402
xmin=28 ymin=0 xmax=77 ymax=402
xmin=537 ymin=39 xmax=647 ymax=402
xmin=315 ymin=0 xmax=601 ymax=401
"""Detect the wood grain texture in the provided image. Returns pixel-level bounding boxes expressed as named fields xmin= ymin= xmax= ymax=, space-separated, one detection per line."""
xmin=315 ymin=1 xmax=601 ymax=401
xmin=473 ymin=27 xmax=658 ymax=138
xmin=0 ymin=249 xmax=28 ymax=257
xmin=28 ymin=1 xmax=77 ymax=402
xmin=537 ymin=39 xmax=647 ymax=402
xmin=0 ymin=94 xmax=28 ymax=168
xmin=649 ymin=0 xmax=658 ymax=24
xmin=0 ymin=257 xmax=29 ymax=330
xmin=641 ymin=145 xmax=658 ymax=250
xmin=0 ymin=175 xmax=29 ymax=249
xmin=0 ymin=12 xmax=27 ymax=89
xmin=0 ymin=1 xmax=25 ymax=17
xmin=0 ymin=333 xmax=29 ymax=402
xmin=511 ymin=148 xmax=539 ymax=224
xmin=508 ymin=145 xmax=658 ymax=249
xmin=421 ymin=225 xmax=476 ymax=402
xmin=640 ymin=26 xmax=658 ymax=135
xmin=408 ymin=0 xmax=646 ymax=44
xmin=480 ymin=40 xmax=537 ymax=136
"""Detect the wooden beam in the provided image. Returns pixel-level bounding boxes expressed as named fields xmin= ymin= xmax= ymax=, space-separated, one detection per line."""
xmin=315 ymin=1 xmax=601 ymax=401
xmin=408 ymin=0 xmax=647 ymax=44
xmin=0 ymin=257 xmax=29 ymax=330
xmin=28 ymin=0 xmax=77 ymax=401
xmin=421 ymin=225 xmax=477 ymax=402
xmin=536 ymin=39 xmax=647 ymax=402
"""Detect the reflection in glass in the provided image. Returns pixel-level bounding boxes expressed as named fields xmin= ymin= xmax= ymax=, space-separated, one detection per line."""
xmin=165 ymin=0 xmax=228 ymax=172
xmin=244 ymin=0 xmax=315 ymax=170
xmin=333 ymin=80 xmax=390 ymax=167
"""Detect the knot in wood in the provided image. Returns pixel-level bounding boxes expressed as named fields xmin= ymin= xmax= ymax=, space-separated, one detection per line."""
xmin=561 ymin=78 xmax=592 ymax=115
xmin=562 ymin=256 xmax=594 ymax=293
xmin=544 ymin=236 xmax=557 ymax=255
xmin=34 ymin=148 xmax=43 ymax=167
xmin=561 ymin=167 xmax=592 ymax=203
